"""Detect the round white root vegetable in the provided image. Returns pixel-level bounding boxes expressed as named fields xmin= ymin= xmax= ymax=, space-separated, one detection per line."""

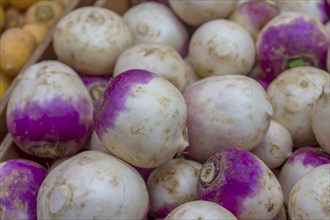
xmin=198 ymin=147 xmax=284 ymax=220
xmin=274 ymin=205 xmax=288 ymax=220
xmin=312 ymin=84 xmax=330 ymax=153
xmin=288 ymin=164 xmax=330 ymax=220
xmin=168 ymin=0 xmax=237 ymax=26
xmin=94 ymin=69 xmax=188 ymax=168
xmin=6 ymin=60 xmax=93 ymax=158
xmin=189 ymin=19 xmax=255 ymax=77
xmin=37 ymin=150 xmax=149 ymax=219
xmin=164 ymin=200 xmax=237 ymax=220
xmin=122 ymin=2 xmax=189 ymax=56
xmin=183 ymin=56 xmax=200 ymax=90
xmin=113 ymin=43 xmax=188 ymax=91
xmin=267 ymin=66 xmax=330 ymax=147
xmin=250 ymin=119 xmax=293 ymax=169
xmin=53 ymin=6 xmax=133 ymax=75
xmin=147 ymin=158 xmax=202 ymax=218
xmin=278 ymin=146 xmax=330 ymax=206
xmin=86 ymin=130 xmax=110 ymax=154
xmin=183 ymin=75 xmax=273 ymax=162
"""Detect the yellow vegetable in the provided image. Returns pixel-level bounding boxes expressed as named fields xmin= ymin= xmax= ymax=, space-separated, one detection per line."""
xmin=23 ymin=22 xmax=48 ymax=44
xmin=0 ymin=72 xmax=12 ymax=98
xmin=24 ymin=0 xmax=63 ymax=28
xmin=0 ymin=27 xmax=36 ymax=76
xmin=8 ymin=0 xmax=39 ymax=10
xmin=0 ymin=5 xmax=4 ymax=32
xmin=4 ymin=7 xmax=25 ymax=29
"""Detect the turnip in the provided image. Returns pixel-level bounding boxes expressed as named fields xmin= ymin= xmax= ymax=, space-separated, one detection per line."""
xmin=94 ymin=69 xmax=188 ymax=168
xmin=81 ymin=75 xmax=111 ymax=107
xmin=183 ymin=75 xmax=273 ymax=162
xmin=189 ymin=19 xmax=255 ymax=77
xmin=53 ymin=6 xmax=133 ymax=75
xmin=168 ymin=0 xmax=237 ymax=26
xmin=250 ymin=119 xmax=293 ymax=169
xmin=0 ymin=159 xmax=48 ymax=220
xmin=312 ymin=84 xmax=330 ymax=153
xmin=147 ymin=158 xmax=202 ymax=218
xmin=274 ymin=205 xmax=288 ymax=220
xmin=183 ymin=56 xmax=200 ymax=90
xmin=274 ymin=0 xmax=330 ymax=23
xmin=288 ymin=163 xmax=330 ymax=219
xmin=122 ymin=2 xmax=189 ymax=56
xmin=267 ymin=66 xmax=329 ymax=147
xmin=113 ymin=43 xmax=188 ymax=91
xmin=37 ymin=150 xmax=149 ymax=219
xmin=229 ymin=0 xmax=280 ymax=41
xmin=256 ymin=12 xmax=330 ymax=81
xmin=278 ymin=146 xmax=330 ymax=206
xmin=86 ymin=130 xmax=111 ymax=154
xmin=164 ymin=200 xmax=237 ymax=220
xmin=198 ymin=147 xmax=284 ymax=220
xmin=6 ymin=60 xmax=93 ymax=159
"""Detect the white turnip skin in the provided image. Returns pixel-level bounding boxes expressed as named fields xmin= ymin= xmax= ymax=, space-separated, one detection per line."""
xmin=0 ymin=159 xmax=48 ymax=220
xmin=256 ymin=12 xmax=330 ymax=81
xmin=87 ymin=130 xmax=111 ymax=154
xmin=198 ymin=147 xmax=284 ymax=220
xmin=94 ymin=69 xmax=188 ymax=168
xmin=164 ymin=200 xmax=237 ymax=220
xmin=273 ymin=205 xmax=287 ymax=220
xmin=278 ymin=146 xmax=330 ymax=206
xmin=312 ymin=84 xmax=330 ymax=153
xmin=113 ymin=43 xmax=188 ymax=91
xmin=6 ymin=61 xmax=93 ymax=159
xmin=147 ymin=158 xmax=202 ymax=218
xmin=288 ymin=164 xmax=330 ymax=220
xmin=229 ymin=0 xmax=280 ymax=41
xmin=250 ymin=119 xmax=293 ymax=169
xmin=168 ymin=0 xmax=237 ymax=26
xmin=37 ymin=150 xmax=149 ymax=219
xmin=122 ymin=2 xmax=189 ymax=56
xmin=183 ymin=75 xmax=273 ymax=162
xmin=267 ymin=66 xmax=330 ymax=147
xmin=53 ymin=6 xmax=133 ymax=75
xmin=274 ymin=0 xmax=330 ymax=23
xmin=189 ymin=19 xmax=255 ymax=77
xmin=183 ymin=56 xmax=200 ymax=90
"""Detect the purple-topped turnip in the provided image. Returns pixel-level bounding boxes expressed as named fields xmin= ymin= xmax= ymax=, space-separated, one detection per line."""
xmin=250 ymin=119 xmax=293 ymax=169
xmin=288 ymin=164 xmax=330 ymax=219
xmin=168 ymin=0 xmax=237 ymax=26
xmin=164 ymin=200 xmax=237 ymax=220
xmin=113 ymin=43 xmax=188 ymax=91
xmin=183 ymin=75 xmax=273 ymax=162
xmin=278 ymin=146 xmax=330 ymax=206
xmin=189 ymin=19 xmax=255 ymax=77
xmin=256 ymin=12 xmax=330 ymax=81
xmin=198 ymin=147 xmax=283 ymax=220
xmin=147 ymin=158 xmax=202 ymax=218
xmin=122 ymin=2 xmax=188 ymax=56
xmin=37 ymin=150 xmax=149 ymax=219
xmin=94 ymin=69 xmax=188 ymax=168
xmin=274 ymin=0 xmax=330 ymax=24
xmin=53 ymin=6 xmax=133 ymax=75
xmin=267 ymin=66 xmax=329 ymax=147
xmin=312 ymin=84 xmax=330 ymax=153
xmin=81 ymin=75 xmax=111 ymax=107
xmin=0 ymin=159 xmax=48 ymax=220
xmin=229 ymin=0 xmax=280 ymax=41
xmin=6 ymin=61 xmax=93 ymax=159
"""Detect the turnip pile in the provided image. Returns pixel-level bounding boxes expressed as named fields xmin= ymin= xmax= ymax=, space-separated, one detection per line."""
xmin=2 ymin=1 xmax=330 ymax=219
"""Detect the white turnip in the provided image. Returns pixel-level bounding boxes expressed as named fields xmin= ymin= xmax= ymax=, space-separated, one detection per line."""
xmin=250 ymin=119 xmax=293 ymax=169
xmin=37 ymin=150 xmax=149 ymax=219
xmin=6 ymin=60 xmax=93 ymax=158
xmin=288 ymin=164 xmax=330 ymax=219
xmin=189 ymin=19 xmax=255 ymax=77
xmin=53 ymin=6 xmax=133 ymax=75
xmin=147 ymin=158 xmax=202 ymax=218
xmin=198 ymin=147 xmax=284 ymax=220
xmin=267 ymin=66 xmax=329 ymax=147
xmin=122 ymin=2 xmax=188 ymax=56
xmin=113 ymin=43 xmax=188 ymax=91
xmin=183 ymin=75 xmax=273 ymax=162
xmin=94 ymin=69 xmax=188 ymax=168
